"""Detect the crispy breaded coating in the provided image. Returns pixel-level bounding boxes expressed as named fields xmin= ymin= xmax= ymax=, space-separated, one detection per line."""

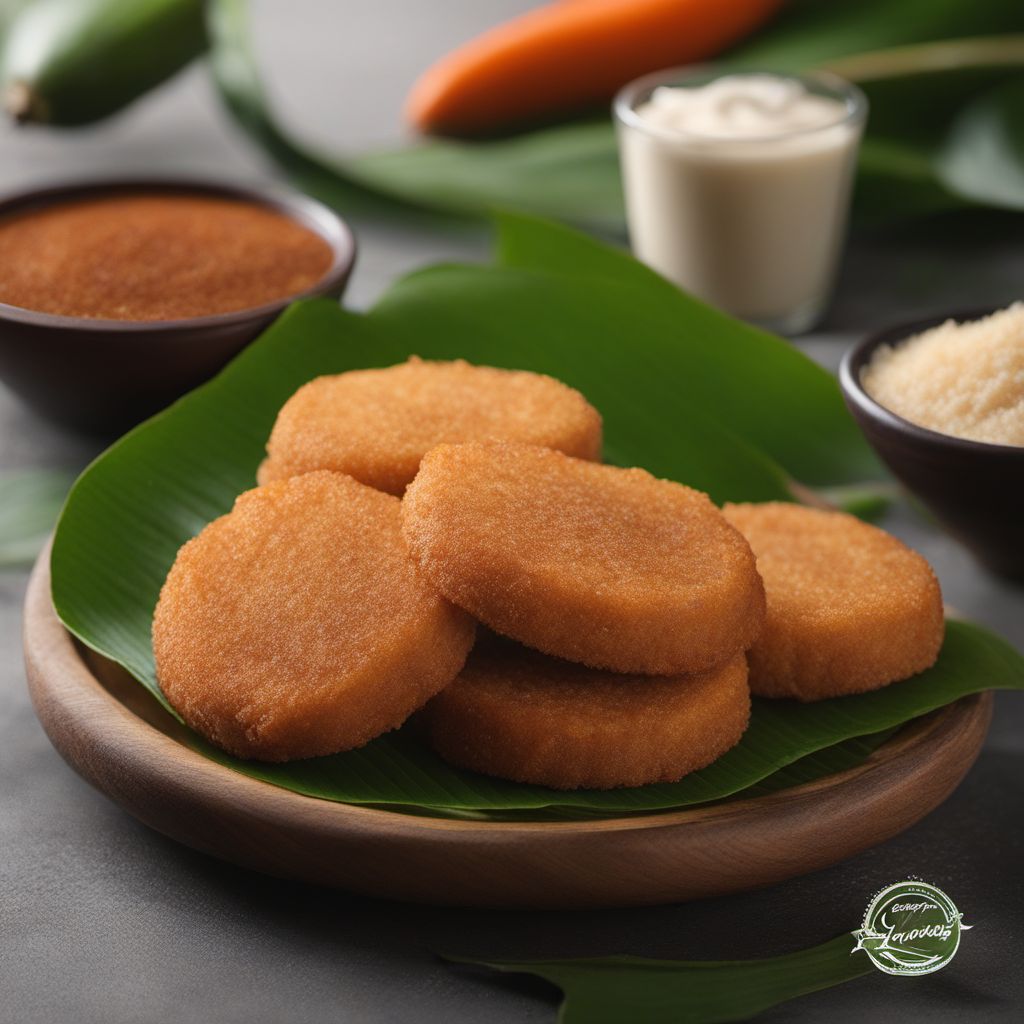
xmin=153 ymin=471 xmax=475 ymax=761
xmin=723 ymin=502 xmax=944 ymax=700
xmin=423 ymin=640 xmax=751 ymax=790
xmin=402 ymin=442 xmax=765 ymax=674
xmin=259 ymin=358 xmax=603 ymax=494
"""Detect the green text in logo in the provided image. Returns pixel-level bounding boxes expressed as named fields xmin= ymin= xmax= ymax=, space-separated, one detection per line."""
xmin=853 ymin=880 xmax=971 ymax=976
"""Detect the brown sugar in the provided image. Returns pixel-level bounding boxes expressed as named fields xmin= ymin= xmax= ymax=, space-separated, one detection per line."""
xmin=0 ymin=193 xmax=335 ymax=320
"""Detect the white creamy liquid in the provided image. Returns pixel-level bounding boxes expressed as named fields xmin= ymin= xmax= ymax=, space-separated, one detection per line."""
xmin=617 ymin=73 xmax=864 ymax=331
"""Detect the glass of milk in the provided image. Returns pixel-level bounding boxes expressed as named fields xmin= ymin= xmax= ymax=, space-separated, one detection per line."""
xmin=614 ymin=68 xmax=867 ymax=335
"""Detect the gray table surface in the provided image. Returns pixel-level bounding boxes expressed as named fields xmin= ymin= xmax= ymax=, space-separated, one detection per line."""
xmin=1 ymin=4 xmax=1022 ymax=1022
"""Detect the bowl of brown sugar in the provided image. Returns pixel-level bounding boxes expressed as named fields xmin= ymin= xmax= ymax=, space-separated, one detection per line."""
xmin=840 ymin=305 xmax=1024 ymax=581
xmin=0 ymin=179 xmax=355 ymax=431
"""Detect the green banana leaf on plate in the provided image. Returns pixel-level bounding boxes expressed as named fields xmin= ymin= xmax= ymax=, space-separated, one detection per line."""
xmin=49 ymin=214 xmax=1024 ymax=821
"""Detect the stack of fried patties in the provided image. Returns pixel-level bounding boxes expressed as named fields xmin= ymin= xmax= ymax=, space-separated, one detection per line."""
xmin=154 ymin=359 xmax=944 ymax=790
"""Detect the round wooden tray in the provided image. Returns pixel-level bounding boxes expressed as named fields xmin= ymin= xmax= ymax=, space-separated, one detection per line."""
xmin=23 ymin=550 xmax=992 ymax=909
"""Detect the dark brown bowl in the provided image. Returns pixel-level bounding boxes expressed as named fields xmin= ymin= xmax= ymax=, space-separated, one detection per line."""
xmin=840 ymin=310 xmax=1024 ymax=581
xmin=0 ymin=178 xmax=356 ymax=433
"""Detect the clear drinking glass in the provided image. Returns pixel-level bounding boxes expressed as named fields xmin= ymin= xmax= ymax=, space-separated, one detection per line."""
xmin=614 ymin=67 xmax=868 ymax=335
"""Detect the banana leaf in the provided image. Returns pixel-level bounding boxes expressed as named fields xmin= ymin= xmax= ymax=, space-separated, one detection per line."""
xmin=938 ymin=76 xmax=1024 ymax=209
xmin=727 ymin=0 xmax=1024 ymax=70
xmin=446 ymin=933 xmax=873 ymax=1024
xmin=0 ymin=0 xmax=32 ymax=33
xmin=382 ymin=728 xmax=899 ymax=823
xmin=0 ymin=469 xmax=73 ymax=568
xmin=49 ymin=213 xmax=1024 ymax=818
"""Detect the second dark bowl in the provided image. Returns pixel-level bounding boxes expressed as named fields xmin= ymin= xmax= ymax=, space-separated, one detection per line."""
xmin=0 ymin=178 xmax=356 ymax=433
xmin=840 ymin=310 xmax=1024 ymax=581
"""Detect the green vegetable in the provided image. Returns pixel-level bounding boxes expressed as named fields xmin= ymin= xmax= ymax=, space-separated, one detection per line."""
xmin=0 ymin=468 xmax=72 ymax=569
xmin=49 ymin=213 xmax=1024 ymax=819
xmin=1 ymin=0 xmax=206 ymax=125
xmin=446 ymin=933 xmax=873 ymax=1024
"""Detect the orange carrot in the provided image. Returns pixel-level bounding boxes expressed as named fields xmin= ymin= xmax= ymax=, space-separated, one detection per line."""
xmin=405 ymin=0 xmax=784 ymax=136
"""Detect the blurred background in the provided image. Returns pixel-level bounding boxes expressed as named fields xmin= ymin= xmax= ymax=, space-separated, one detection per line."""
xmin=2 ymin=3 xmax=1024 ymax=1023
xmin=3 ymin=0 xmax=1024 ymax=313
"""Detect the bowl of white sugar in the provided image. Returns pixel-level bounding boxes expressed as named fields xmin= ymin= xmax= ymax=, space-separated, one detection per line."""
xmin=840 ymin=305 xmax=1024 ymax=580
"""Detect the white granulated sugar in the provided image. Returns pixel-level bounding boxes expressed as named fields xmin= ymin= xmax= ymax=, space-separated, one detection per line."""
xmin=862 ymin=303 xmax=1024 ymax=446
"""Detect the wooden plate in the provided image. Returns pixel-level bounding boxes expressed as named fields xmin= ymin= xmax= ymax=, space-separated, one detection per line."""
xmin=23 ymin=549 xmax=992 ymax=909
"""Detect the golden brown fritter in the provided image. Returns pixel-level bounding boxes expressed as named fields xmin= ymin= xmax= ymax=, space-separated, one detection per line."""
xmin=259 ymin=358 xmax=603 ymax=494
xmin=402 ymin=442 xmax=765 ymax=675
xmin=422 ymin=639 xmax=751 ymax=790
xmin=723 ymin=502 xmax=944 ymax=700
xmin=153 ymin=471 xmax=475 ymax=761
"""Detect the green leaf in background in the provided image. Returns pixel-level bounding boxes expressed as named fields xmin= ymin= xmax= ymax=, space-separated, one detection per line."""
xmin=826 ymin=36 xmax=1024 ymax=141
xmin=204 ymin=0 xmax=359 ymax=208
xmin=0 ymin=469 xmax=72 ymax=568
xmin=835 ymin=37 xmax=1024 ymax=224
xmin=726 ymin=0 xmax=1024 ymax=70
xmin=853 ymin=137 xmax=967 ymax=227
xmin=351 ymin=120 xmax=624 ymax=231
xmin=346 ymin=37 xmax=1024 ymax=230
xmin=49 ymin=214 xmax=1024 ymax=817
xmin=447 ymin=933 xmax=872 ymax=1024
xmin=0 ymin=0 xmax=31 ymax=34
xmin=208 ymin=0 xmax=1024 ymax=233
xmin=815 ymin=482 xmax=900 ymax=523
xmin=209 ymin=0 xmax=626 ymax=227
xmin=207 ymin=0 xmax=457 ymax=228
xmin=938 ymin=76 xmax=1024 ymax=209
